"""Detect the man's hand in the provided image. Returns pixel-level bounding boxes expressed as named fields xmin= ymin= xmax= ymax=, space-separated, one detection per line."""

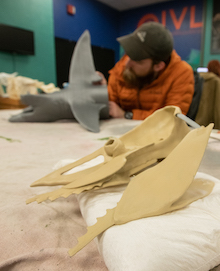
xmin=109 ymin=101 xmax=125 ymax=118
xmin=93 ymin=71 xmax=107 ymax=85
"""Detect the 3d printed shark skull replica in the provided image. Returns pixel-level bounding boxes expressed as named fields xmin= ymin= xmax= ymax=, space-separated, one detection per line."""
xmin=26 ymin=106 xmax=214 ymax=257
xmin=27 ymin=106 xmax=190 ymax=199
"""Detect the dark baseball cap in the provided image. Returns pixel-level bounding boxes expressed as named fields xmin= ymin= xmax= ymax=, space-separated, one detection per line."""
xmin=117 ymin=22 xmax=173 ymax=62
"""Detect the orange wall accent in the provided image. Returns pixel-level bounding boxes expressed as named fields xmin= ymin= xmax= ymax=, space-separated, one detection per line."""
xmin=190 ymin=5 xmax=203 ymax=28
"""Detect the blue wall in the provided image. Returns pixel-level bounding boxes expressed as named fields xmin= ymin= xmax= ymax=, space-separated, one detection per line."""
xmin=53 ymin=0 xmax=120 ymax=60
xmin=53 ymin=0 xmax=204 ymax=69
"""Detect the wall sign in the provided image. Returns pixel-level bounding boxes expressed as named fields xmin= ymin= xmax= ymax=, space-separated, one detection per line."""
xmin=211 ymin=0 xmax=220 ymax=54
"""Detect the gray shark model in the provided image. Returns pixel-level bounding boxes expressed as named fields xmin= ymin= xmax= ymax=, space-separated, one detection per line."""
xmin=9 ymin=30 xmax=109 ymax=133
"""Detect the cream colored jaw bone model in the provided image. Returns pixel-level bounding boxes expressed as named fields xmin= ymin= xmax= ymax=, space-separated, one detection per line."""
xmin=27 ymin=106 xmax=191 ymax=203
xmin=26 ymin=106 xmax=214 ymax=257
xmin=68 ymin=121 xmax=214 ymax=257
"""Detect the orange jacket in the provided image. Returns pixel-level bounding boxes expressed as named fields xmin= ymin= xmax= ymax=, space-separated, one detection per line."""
xmin=108 ymin=50 xmax=194 ymax=120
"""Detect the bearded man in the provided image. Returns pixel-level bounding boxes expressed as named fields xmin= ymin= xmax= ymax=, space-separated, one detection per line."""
xmin=107 ymin=22 xmax=194 ymax=120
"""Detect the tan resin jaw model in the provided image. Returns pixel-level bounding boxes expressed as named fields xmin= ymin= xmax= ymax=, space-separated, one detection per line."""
xmin=27 ymin=106 xmax=191 ymax=203
xmin=68 ymin=123 xmax=214 ymax=257
xmin=25 ymin=105 xmax=214 ymax=257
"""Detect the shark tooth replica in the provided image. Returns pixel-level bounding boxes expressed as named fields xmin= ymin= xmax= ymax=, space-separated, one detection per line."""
xmin=26 ymin=106 xmax=191 ymax=204
xmin=68 ymin=123 xmax=214 ymax=257
xmin=9 ymin=30 xmax=109 ymax=133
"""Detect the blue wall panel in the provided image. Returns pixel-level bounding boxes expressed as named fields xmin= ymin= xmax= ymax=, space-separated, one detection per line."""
xmin=53 ymin=0 xmax=120 ymax=60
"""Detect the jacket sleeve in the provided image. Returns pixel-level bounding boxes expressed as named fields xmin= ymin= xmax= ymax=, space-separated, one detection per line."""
xmin=164 ymin=65 xmax=194 ymax=115
xmin=107 ymin=71 xmax=120 ymax=104
xmin=108 ymin=55 xmax=128 ymax=105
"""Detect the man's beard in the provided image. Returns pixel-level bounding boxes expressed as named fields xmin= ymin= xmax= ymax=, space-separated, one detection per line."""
xmin=122 ymin=67 xmax=157 ymax=89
